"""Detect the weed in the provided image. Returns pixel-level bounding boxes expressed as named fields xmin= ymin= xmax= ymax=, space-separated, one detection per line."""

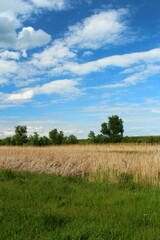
xmin=119 ymin=172 xmax=134 ymax=183
xmin=0 ymin=169 xmax=16 ymax=180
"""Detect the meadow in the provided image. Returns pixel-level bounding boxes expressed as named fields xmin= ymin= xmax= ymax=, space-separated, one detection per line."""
xmin=0 ymin=169 xmax=160 ymax=240
xmin=0 ymin=144 xmax=160 ymax=185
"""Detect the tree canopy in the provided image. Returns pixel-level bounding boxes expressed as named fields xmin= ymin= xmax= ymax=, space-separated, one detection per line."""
xmin=88 ymin=115 xmax=124 ymax=143
xmin=101 ymin=115 xmax=124 ymax=142
xmin=13 ymin=126 xmax=28 ymax=145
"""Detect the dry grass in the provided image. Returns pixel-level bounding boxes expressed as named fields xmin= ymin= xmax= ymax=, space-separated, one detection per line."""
xmin=0 ymin=144 xmax=160 ymax=185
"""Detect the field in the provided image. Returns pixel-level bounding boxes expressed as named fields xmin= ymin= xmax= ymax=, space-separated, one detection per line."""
xmin=0 ymin=144 xmax=160 ymax=185
xmin=0 ymin=169 xmax=160 ymax=240
xmin=0 ymin=144 xmax=160 ymax=239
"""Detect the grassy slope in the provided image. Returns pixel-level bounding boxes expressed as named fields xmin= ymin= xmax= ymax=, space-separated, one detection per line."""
xmin=0 ymin=170 xmax=160 ymax=240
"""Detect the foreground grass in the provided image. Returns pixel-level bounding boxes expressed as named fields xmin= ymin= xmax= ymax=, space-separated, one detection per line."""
xmin=0 ymin=170 xmax=160 ymax=240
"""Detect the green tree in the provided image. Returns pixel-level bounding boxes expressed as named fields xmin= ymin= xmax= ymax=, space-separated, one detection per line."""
xmin=13 ymin=126 xmax=28 ymax=145
xmin=29 ymin=132 xmax=40 ymax=146
xmin=2 ymin=137 xmax=14 ymax=146
xmin=94 ymin=134 xmax=107 ymax=143
xmin=39 ymin=136 xmax=51 ymax=146
xmin=65 ymin=134 xmax=78 ymax=144
xmin=88 ymin=131 xmax=96 ymax=143
xmin=88 ymin=131 xmax=95 ymax=139
xmin=101 ymin=115 xmax=124 ymax=142
xmin=49 ymin=129 xmax=64 ymax=145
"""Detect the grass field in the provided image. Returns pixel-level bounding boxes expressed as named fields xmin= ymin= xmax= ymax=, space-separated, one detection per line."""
xmin=0 ymin=144 xmax=160 ymax=185
xmin=0 ymin=169 xmax=160 ymax=240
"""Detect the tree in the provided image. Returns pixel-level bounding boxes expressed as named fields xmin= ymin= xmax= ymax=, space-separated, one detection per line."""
xmin=88 ymin=131 xmax=96 ymax=143
xmin=49 ymin=129 xmax=64 ymax=145
xmin=65 ymin=134 xmax=78 ymax=144
xmin=2 ymin=137 xmax=14 ymax=146
xmin=39 ymin=136 xmax=51 ymax=146
xmin=101 ymin=115 xmax=124 ymax=142
xmin=29 ymin=132 xmax=40 ymax=146
xmin=94 ymin=134 xmax=107 ymax=143
xmin=100 ymin=123 xmax=110 ymax=136
xmin=13 ymin=126 xmax=28 ymax=145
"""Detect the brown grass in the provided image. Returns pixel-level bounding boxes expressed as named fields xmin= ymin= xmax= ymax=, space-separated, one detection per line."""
xmin=0 ymin=144 xmax=160 ymax=185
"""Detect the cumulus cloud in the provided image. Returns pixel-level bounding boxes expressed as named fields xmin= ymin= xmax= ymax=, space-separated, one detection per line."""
xmin=0 ymin=50 xmax=20 ymax=60
xmin=31 ymin=8 xmax=130 ymax=69
xmin=0 ymin=0 xmax=67 ymax=51
xmin=17 ymin=27 xmax=51 ymax=50
xmin=0 ymin=17 xmax=51 ymax=50
xmin=0 ymin=58 xmax=40 ymax=87
xmin=65 ymin=9 xmax=129 ymax=49
xmin=0 ymin=17 xmax=17 ymax=48
xmin=0 ymin=0 xmax=32 ymax=22
xmin=0 ymin=59 xmax=18 ymax=76
xmin=0 ymin=0 xmax=69 ymax=23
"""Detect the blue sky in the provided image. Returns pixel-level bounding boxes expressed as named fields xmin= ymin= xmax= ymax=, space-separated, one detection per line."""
xmin=0 ymin=0 xmax=160 ymax=138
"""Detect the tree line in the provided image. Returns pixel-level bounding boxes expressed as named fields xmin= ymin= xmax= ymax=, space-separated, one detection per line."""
xmin=0 ymin=115 xmax=160 ymax=146
xmin=0 ymin=127 xmax=78 ymax=146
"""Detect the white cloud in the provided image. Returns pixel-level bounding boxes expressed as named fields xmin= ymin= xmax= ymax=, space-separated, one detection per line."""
xmin=0 ymin=17 xmax=51 ymax=50
xmin=30 ymin=0 xmax=68 ymax=10
xmin=0 ymin=78 xmax=8 ymax=86
xmin=0 ymin=50 xmax=20 ymax=60
xmin=32 ymin=40 xmax=76 ymax=67
xmin=17 ymin=27 xmax=51 ymax=50
xmin=145 ymin=97 xmax=160 ymax=105
xmin=0 ymin=59 xmax=18 ymax=75
xmin=151 ymin=109 xmax=160 ymax=114
xmin=8 ymin=90 xmax=34 ymax=101
xmin=82 ymin=51 xmax=93 ymax=57
xmin=51 ymin=48 xmax=160 ymax=76
xmin=36 ymin=79 xmax=80 ymax=95
xmin=31 ymin=8 xmax=130 ymax=69
xmin=0 ymin=0 xmax=69 ymax=23
xmin=65 ymin=9 xmax=129 ymax=49
xmin=7 ymin=79 xmax=81 ymax=101
xmin=82 ymin=103 xmax=153 ymax=119
xmin=0 ymin=78 xmax=9 ymax=85
xmin=27 ymin=126 xmax=44 ymax=134
xmin=0 ymin=0 xmax=32 ymax=22
xmin=3 ymin=130 xmax=14 ymax=136
xmin=0 ymin=17 xmax=17 ymax=48
xmin=21 ymin=50 xmax=27 ymax=58
xmin=0 ymin=119 xmax=88 ymax=138
xmin=14 ymin=78 xmax=42 ymax=88
xmin=86 ymin=63 xmax=160 ymax=90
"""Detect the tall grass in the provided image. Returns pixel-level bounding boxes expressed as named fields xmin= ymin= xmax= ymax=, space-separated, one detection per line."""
xmin=0 ymin=144 xmax=160 ymax=185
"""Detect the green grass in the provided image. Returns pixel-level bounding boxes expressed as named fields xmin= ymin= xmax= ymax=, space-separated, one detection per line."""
xmin=0 ymin=169 xmax=160 ymax=240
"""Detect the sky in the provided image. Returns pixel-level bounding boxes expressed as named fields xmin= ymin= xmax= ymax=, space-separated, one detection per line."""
xmin=0 ymin=0 xmax=160 ymax=138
